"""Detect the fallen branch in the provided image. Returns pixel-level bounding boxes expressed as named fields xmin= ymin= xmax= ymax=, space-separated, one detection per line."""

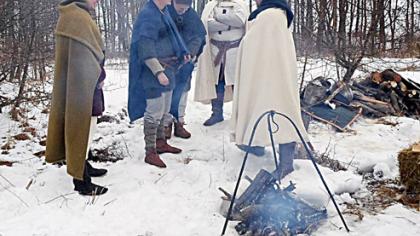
xmin=154 ymin=173 xmax=167 ymax=184
xmin=104 ymin=198 xmax=117 ymax=207
xmin=44 ymin=192 xmax=76 ymax=204
xmin=25 ymin=178 xmax=33 ymax=190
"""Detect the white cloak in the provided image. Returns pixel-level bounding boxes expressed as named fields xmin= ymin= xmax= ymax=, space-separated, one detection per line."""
xmin=231 ymin=8 xmax=309 ymax=146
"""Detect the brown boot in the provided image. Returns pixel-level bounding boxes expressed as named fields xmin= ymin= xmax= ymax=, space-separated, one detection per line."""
xmin=156 ymin=139 xmax=182 ymax=154
xmin=144 ymin=148 xmax=167 ymax=168
xmin=174 ymin=122 xmax=191 ymax=139
xmin=164 ymin=122 xmax=172 ymax=140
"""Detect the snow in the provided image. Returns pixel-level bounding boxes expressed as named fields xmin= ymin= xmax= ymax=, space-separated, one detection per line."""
xmin=1 ymin=60 xmax=419 ymax=235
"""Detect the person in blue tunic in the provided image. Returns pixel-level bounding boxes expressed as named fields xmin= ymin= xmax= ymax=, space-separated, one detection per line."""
xmin=163 ymin=0 xmax=206 ymax=139
xmin=128 ymin=0 xmax=190 ymax=168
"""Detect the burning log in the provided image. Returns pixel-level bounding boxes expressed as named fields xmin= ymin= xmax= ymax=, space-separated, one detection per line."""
xmin=225 ymin=170 xmax=328 ymax=235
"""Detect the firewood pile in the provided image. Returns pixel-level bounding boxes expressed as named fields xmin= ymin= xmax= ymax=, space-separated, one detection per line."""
xmin=351 ymin=69 xmax=420 ymax=118
xmin=222 ymin=170 xmax=327 ymax=236
xmin=300 ymin=69 xmax=420 ymax=131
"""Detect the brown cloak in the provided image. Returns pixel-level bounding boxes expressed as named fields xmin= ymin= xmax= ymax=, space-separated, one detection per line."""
xmin=46 ymin=2 xmax=104 ymax=180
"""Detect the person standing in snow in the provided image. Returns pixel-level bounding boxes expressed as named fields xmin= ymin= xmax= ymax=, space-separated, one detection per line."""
xmin=128 ymin=0 xmax=190 ymax=168
xmin=46 ymin=0 xmax=108 ymax=196
xmin=163 ymin=0 xmax=207 ymax=139
xmin=231 ymin=0 xmax=309 ymax=179
xmin=194 ymin=0 xmax=248 ymax=126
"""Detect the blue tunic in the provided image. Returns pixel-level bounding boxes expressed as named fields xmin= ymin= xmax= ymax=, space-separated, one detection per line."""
xmin=128 ymin=1 xmax=189 ymax=122
xmin=168 ymin=5 xmax=206 ymax=119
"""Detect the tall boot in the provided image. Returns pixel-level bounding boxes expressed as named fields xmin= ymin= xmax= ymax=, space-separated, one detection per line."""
xmin=156 ymin=121 xmax=182 ymax=154
xmin=73 ymin=162 xmax=108 ymax=196
xmin=203 ymin=92 xmax=224 ymax=126
xmin=275 ymin=142 xmax=297 ymax=180
xmin=144 ymin=120 xmax=167 ymax=168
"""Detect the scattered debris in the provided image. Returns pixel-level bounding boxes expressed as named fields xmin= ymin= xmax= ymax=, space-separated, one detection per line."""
xmin=117 ymin=108 xmax=129 ymax=120
xmin=342 ymin=203 xmax=364 ymax=221
xmin=91 ymin=145 xmax=124 ymax=163
xmin=19 ymin=121 xmax=30 ymax=128
xmin=183 ymin=157 xmax=193 ymax=165
xmin=39 ymin=140 xmax=47 ymax=146
xmin=10 ymin=107 xmax=23 ymax=121
xmin=13 ymin=133 xmax=31 ymax=141
xmin=374 ymin=118 xmax=400 ymax=127
xmin=97 ymin=114 xmax=121 ymax=124
xmin=1 ymin=140 xmax=15 ymax=150
xmin=0 ymin=161 xmax=14 ymax=167
xmin=315 ymin=152 xmax=348 ymax=172
xmin=349 ymin=174 xmax=419 ymax=214
xmin=23 ymin=127 xmax=37 ymax=136
xmin=33 ymin=150 xmax=46 ymax=158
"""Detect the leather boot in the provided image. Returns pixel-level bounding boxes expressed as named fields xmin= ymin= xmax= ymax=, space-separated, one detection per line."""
xmin=86 ymin=150 xmax=107 ymax=177
xmin=73 ymin=163 xmax=108 ymax=196
xmin=85 ymin=160 xmax=107 ymax=177
xmin=174 ymin=122 xmax=191 ymax=139
xmin=203 ymin=92 xmax=224 ymax=126
xmin=274 ymin=142 xmax=297 ymax=180
xmin=145 ymin=148 xmax=166 ymax=168
xmin=156 ymin=139 xmax=182 ymax=154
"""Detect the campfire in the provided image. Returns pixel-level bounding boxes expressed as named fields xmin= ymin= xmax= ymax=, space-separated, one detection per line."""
xmin=221 ymin=170 xmax=327 ymax=235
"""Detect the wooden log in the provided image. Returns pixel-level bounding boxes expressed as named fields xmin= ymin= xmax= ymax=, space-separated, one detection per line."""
xmin=390 ymin=90 xmax=402 ymax=113
xmin=353 ymin=93 xmax=390 ymax=106
xmin=381 ymin=69 xmax=402 ymax=83
xmin=234 ymin=170 xmax=277 ymax=212
xmin=352 ymin=101 xmax=387 ymax=117
xmin=218 ymin=187 xmax=232 ymax=201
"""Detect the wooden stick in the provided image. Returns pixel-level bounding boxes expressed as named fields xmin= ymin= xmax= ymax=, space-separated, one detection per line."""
xmin=324 ymin=82 xmax=346 ymax=104
xmin=218 ymin=187 xmax=233 ymax=201
xmin=302 ymin=108 xmax=346 ymax=132
xmin=44 ymin=192 xmax=76 ymax=204
xmin=25 ymin=179 xmax=33 ymax=190
xmin=354 ymin=94 xmax=389 ymax=105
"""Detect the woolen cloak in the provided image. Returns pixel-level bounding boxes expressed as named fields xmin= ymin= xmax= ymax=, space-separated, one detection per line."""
xmin=231 ymin=8 xmax=309 ymax=146
xmin=46 ymin=2 xmax=104 ymax=180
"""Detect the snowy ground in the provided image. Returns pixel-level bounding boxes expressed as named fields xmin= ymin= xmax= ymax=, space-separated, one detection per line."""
xmin=0 ymin=59 xmax=419 ymax=235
